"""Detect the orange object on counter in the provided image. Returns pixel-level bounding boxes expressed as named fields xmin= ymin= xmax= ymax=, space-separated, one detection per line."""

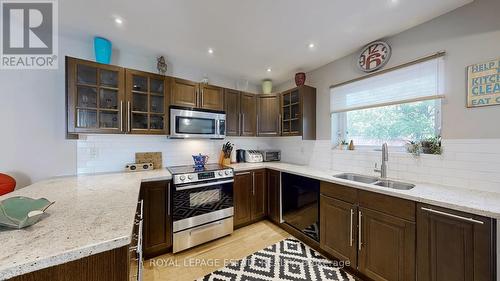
xmin=0 ymin=174 xmax=16 ymax=196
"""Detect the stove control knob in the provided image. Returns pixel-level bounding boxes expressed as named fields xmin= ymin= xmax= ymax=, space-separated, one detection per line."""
xmin=225 ymin=170 xmax=230 ymax=175
xmin=218 ymin=171 xmax=223 ymax=176
xmin=179 ymin=175 xmax=186 ymax=181
xmin=188 ymin=175 xmax=194 ymax=180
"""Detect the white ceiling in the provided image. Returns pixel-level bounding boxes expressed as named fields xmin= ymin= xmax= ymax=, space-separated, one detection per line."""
xmin=60 ymin=0 xmax=472 ymax=85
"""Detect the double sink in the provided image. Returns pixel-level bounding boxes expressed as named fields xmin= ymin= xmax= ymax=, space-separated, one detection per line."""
xmin=333 ymin=173 xmax=415 ymax=190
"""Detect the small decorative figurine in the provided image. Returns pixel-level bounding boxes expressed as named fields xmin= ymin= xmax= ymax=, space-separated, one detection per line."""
xmin=157 ymin=56 xmax=167 ymax=75
xmin=348 ymin=140 xmax=355 ymax=150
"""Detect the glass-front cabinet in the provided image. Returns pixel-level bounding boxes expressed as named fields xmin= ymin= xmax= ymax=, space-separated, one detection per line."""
xmin=67 ymin=57 xmax=126 ymax=134
xmin=66 ymin=57 xmax=170 ymax=137
xmin=125 ymin=69 xmax=169 ymax=134
xmin=279 ymin=85 xmax=317 ymax=139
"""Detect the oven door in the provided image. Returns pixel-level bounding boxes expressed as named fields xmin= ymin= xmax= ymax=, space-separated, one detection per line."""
xmin=170 ymin=107 xmax=225 ymax=139
xmin=172 ymin=179 xmax=233 ymax=232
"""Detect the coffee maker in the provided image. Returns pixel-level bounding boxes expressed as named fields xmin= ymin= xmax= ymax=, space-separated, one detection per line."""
xmin=236 ymin=149 xmax=246 ymax=163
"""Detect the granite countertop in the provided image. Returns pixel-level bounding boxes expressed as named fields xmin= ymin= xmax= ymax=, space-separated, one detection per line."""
xmin=0 ymin=169 xmax=172 ymax=280
xmin=228 ymin=162 xmax=500 ymax=220
xmin=2 ymin=162 xmax=500 ymax=279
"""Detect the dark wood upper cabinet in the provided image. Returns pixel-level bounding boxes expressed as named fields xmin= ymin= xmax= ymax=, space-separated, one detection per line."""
xmin=240 ymin=93 xmax=257 ymax=136
xmin=417 ymin=203 xmax=495 ymax=281
xmin=280 ymin=85 xmax=316 ymax=139
xmin=125 ymin=69 xmax=170 ymax=135
xmin=267 ymin=169 xmax=281 ymax=224
xmin=199 ymin=84 xmax=224 ymax=110
xmin=171 ymin=79 xmax=223 ymax=110
xmin=140 ymin=180 xmax=172 ymax=259
xmin=66 ymin=57 xmax=126 ymax=135
xmin=358 ymin=207 xmax=415 ymax=281
xmin=257 ymin=94 xmax=280 ymax=136
xmin=224 ymin=89 xmax=241 ymax=136
xmin=171 ymin=78 xmax=198 ymax=108
xmin=251 ymin=169 xmax=267 ymax=220
xmin=320 ymin=195 xmax=357 ymax=268
xmin=234 ymin=172 xmax=253 ymax=227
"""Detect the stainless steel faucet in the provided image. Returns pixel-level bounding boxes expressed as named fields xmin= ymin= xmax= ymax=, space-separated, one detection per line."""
xmin=374 ymin=143 xmax=388 ymax=178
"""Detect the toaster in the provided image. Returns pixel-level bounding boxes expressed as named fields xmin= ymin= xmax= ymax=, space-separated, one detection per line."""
xmin=244 ymin=150 xmax=263 ymax=163
xmin=261 ymin=150 xmax=281 ymax=162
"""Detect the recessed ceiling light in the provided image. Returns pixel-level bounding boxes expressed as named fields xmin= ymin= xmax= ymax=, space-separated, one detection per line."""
xmin=266 ymin=68 xmax=272 ymax=72
xmin=114 ymin=17 xmax=123 ymax=25
xmin=208 ymin=48 xmax=214 ymax=54
xmin=390 ymin=0 xmax=399 ymax=4
xmin=308 ymin=43 xmax=315 ymax=49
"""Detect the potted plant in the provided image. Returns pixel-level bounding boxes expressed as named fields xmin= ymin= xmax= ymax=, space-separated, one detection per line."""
xmin=420 ymin=136 xmax=442 ymax=155
xmin=405 ymin=140 xmax=421 ymax=156
xmin=338 ymin=140 xmax=349 ymax=150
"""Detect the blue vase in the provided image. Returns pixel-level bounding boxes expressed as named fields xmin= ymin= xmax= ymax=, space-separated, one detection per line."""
xmin=94 ymin=37 xmax=112 ymax=64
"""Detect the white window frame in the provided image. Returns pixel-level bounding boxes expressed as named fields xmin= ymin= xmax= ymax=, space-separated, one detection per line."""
xmin=330 ymin=52 xmax=446 ymax=151
xmin=331 ymin=99 xmax=442 ymax=151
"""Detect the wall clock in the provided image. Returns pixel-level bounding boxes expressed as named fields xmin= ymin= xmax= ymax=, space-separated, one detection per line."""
xmin=357 ymin=41 xmax=392 ymax=73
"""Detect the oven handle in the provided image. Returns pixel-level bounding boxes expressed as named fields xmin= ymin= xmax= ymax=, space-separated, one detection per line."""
xmin=175 ymin=179 xmax=234 ymax=191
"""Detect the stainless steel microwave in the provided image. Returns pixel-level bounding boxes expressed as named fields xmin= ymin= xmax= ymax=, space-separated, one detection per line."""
xmin=170 ymin=106 xmax=226 ymax=139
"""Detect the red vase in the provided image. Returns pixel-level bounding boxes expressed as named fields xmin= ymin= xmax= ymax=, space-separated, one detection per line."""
xmin=295 ymin=72 xmax=306 ymax=86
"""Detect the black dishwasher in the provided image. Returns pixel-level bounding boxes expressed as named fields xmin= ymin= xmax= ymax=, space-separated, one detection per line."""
xmin=281 ymin=172 xmax=320 ymax=241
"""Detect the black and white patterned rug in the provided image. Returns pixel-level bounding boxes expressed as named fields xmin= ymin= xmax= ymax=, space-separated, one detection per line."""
xmin=197 ymin=238 xmax=356 ymax=281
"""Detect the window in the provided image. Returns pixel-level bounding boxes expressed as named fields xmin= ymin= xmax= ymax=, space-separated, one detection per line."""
xmin=331 ymin=55 xmax=444 ymax=148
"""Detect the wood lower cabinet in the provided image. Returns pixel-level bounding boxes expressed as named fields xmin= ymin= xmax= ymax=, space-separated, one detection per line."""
xmin=257 ymin=94 xmax=280 ymax=136
xmin=140 ymin=180 xmax=172 ymax=259
xmin=251 ymin=169 xmax=267 ymax=220
xmin=224 ymin=89 xmax=241 ymax=136
xmin=320 ymin=195 xmax=357 ymax=267
xmin=267 ymin=169 xmax=281 ymax=223
xmin=320 ymin=182 xmax=416 ymax=281
xmin=240 ymin=93 xmax=257 ymax=136
xmin=417 ymin=203 xmax=495 ymax=281
xmin=234 ymin=171 xmax=253 ymax=227
xmin=234 ymin=170 xmax=267 ymax=228
xmin=11 ymin=247 xmax=130 ymax=281
xmin=358 ymin=207 xmax=415 ymax=281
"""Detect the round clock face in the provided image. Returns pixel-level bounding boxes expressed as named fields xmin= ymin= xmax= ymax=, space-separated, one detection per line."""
xmin=357 ymin=41 xmax=391 ymax=73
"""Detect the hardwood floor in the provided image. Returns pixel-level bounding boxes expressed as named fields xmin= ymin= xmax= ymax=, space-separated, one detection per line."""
xmin=143 ymin=220 xmax=290 ymax=281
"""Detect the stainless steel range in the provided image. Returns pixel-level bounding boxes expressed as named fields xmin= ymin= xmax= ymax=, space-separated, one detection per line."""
xmin=168 ymin=164 xmax=234 ymax=253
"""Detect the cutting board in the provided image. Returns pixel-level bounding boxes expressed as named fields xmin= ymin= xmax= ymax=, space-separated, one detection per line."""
xmin=135 ymin=152 xmax=162 ymax=169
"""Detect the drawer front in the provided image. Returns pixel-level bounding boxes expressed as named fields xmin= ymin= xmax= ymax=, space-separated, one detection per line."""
xmin=320 ymin=181 xmax=358 ymax=204
xmin=359 ymin=190 xmax=416 ymax=222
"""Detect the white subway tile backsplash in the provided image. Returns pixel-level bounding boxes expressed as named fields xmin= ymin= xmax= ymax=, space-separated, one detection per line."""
xmin=77 ymin=135 xmax=500 ymax=193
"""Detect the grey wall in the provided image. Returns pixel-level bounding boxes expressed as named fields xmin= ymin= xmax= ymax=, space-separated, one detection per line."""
xmin=278 ymin=0 xmax=500 ymax=140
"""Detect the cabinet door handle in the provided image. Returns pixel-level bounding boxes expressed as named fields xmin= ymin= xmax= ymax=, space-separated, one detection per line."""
xmin=235 ymin=171 xmax=251 ymax=176
xmin=358 ymin=210 xmax=362 ymax=251
xmin=350 ymin=208 xmax=354 ymax=247
xmin=242 ymin=113 xmax=245 ymax=134
xmin=200 ymin=88 xmax=204 ymax=107
xmin=127 ymin=101 xmax=131 ymax=132
xmin=252 ymin=172 xmax=255 ymax=195
xmin=278 ymin=114 xmax=282 ymax=135
xmin=167 ymin=182 xmax=171 ymax=216
xmin=120 ymin=101 xmax=124 ymax=132
xmin=256 ymin=115 xmax=259 ymax=136
xmin=421 ymin=207 xmax=484 ymax=224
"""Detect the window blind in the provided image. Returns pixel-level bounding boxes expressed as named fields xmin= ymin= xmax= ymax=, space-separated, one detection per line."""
xmin=330 ymin=56 xmax=445 ymax=113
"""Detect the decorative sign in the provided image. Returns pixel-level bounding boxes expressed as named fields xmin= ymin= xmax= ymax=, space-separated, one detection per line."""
xmin=357 ymin=41 xmax=391 ymax=73
xmin=467 ymin=58 xmax=500 ymax=108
